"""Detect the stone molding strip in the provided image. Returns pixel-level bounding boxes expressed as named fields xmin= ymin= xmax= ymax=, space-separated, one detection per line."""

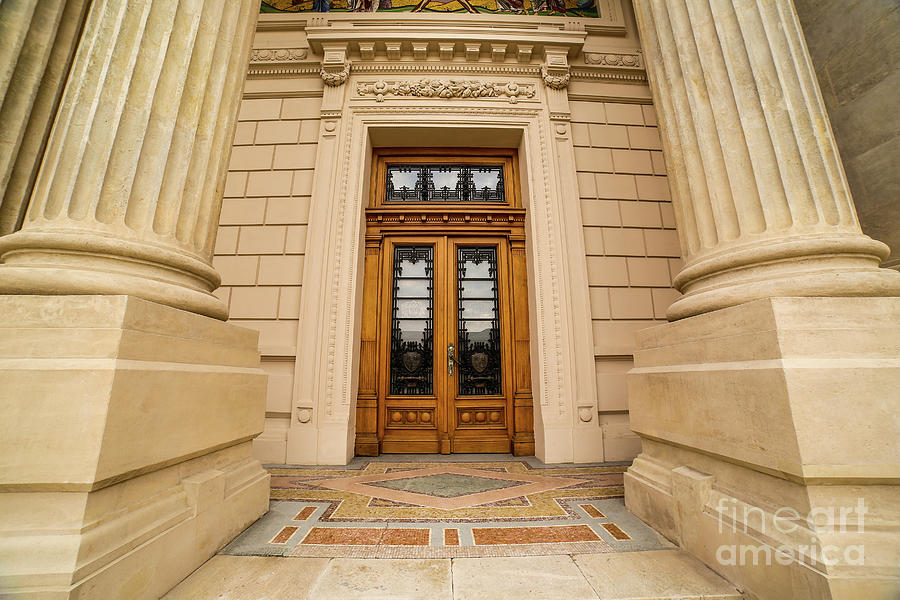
xmin=246 ymin=47 xmax=647 ymax=86
xmin=356 ymin=79 xmax=536 ymax=103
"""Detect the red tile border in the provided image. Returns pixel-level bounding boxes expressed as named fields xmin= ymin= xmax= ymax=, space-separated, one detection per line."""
xmin=382 ymin=529 xmax=430 ymax=546
xmin=293 ymin=506 xmax=317 ymax=521
xmin=444 ymin=528 xmax=460 ymax=546
xmin=472 ymin=525 xmax=600 ymax=545
xmin=602 ymin=522 xmax=631 ymax=540
xmin=302 ymin=527 xmax=384 ymax=545
xmin=270 ymin=526 xmax=299 ymax=544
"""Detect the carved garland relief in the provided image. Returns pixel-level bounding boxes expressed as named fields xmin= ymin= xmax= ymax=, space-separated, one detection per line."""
xmin=356 ymin=79 xmax=537 ymax=102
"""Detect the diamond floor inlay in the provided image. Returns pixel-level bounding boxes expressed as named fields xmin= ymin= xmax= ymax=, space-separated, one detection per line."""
xmin=223 ymin=456 xmax=673 ymax=559
xmin=365 ymin=472 xmax=524 ymax=498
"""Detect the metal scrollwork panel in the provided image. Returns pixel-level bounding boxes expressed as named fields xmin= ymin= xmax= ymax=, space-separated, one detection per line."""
xmin=457 ymin=246 xmax=502 ymax=395
xmin=390 ymin=246 xmax=434 ymax=395
xmin=386 ymin=165 xmax=505 ymax=203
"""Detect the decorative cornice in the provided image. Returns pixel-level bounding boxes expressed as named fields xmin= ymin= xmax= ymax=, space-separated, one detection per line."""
xmin=541 ymin=65 xmax=570 ymax=90
xmin=569 ymin=68 xmax=647 ymax=84
xmin=366 ymin=209 xmax=526 ymax=227
xmin=583 ymin=51 xmax=643 ymax=68
xmin=355 ymin=79 xmax=536 ymax=103
xmin=350 ymin=63 xmax=542 ymax=76
xmin=250 ymin=48 xmax=308 ymax=62
xmin=321 ymin=62 xmax=350 ymax=86
xmin=248 ymin=47 xmax=316 ymax=77
xmin=248 ymin=64 xmax=320 ymax=78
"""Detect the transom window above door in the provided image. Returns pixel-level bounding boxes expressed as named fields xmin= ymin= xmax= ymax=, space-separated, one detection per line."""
xmin=386 ymin=165 xmax=505 ymax=203
xmin=372 ymin=151 xmax=518 ymax=209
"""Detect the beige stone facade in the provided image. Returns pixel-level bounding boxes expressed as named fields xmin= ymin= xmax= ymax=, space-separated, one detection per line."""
xmin=220 ymin=8 xmax=677 ymax=466
xmin=0 ymin=0 xmax=898 ymax=598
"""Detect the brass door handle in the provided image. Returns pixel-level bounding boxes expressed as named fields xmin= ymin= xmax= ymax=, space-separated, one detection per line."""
xmin=448 ymin=343 xmax=454 ymax=376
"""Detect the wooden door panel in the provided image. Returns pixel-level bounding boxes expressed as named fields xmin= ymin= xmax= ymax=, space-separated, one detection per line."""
xmin=378 ymin=238 xmax=443 ymax=454
xmin=446 ymin=239 xmax=512 ymax=453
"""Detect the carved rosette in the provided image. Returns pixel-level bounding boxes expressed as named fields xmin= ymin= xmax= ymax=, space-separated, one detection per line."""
xmin=541 ymin=66 xmax=570 ymax=90
xmin=321 ymin=62 xmax=350 ymax=87
xmin=356 ymin=79 xmax=536 ymax=103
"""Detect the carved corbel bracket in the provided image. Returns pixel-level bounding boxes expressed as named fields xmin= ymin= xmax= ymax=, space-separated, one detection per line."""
xmin=321 ymin=44 xmax=350 ymax=87
xmin=541 ymin=66 xmax=570 ymax=90
xmin=321 ymin=62 xmax=350 ymax=86
xmin=541 ymin=47 xmax=570 ymax=90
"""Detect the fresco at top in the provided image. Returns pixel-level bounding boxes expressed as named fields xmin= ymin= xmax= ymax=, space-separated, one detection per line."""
xmin=262 ymin=0 xmax=599 ymax=18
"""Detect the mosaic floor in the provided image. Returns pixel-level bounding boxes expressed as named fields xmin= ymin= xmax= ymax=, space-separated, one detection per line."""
xmin=223 ymin=456 xmax=673 ymax=559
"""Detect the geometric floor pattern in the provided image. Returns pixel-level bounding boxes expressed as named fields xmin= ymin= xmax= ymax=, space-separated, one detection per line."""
xmin=222 ymin=456 xmax=673 ymax=559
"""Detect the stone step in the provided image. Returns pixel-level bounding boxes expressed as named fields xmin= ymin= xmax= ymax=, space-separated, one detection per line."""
xmin=165 ymin=549 xmax=743 ymax=599
xmin=571 ymin=549 xmax=744 ymax=600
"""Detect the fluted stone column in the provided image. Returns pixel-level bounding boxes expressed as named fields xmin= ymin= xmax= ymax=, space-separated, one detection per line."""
xmin=0 ymin=0 xmax=259 ymax=320
xmin=0 ymin=0 xmax=90 ymax=236
xmin=625 ymin=2 xmax=900 ymax=598
xmin=0 ymin=2 xmax=269 ymax=598
xmin=633 ymin=0 xmax=900 ymax=320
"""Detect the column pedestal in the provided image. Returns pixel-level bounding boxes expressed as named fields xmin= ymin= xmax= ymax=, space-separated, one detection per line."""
xmin=625 ymin=297 xmax=900 ymax=600
xmin=0 ymin=296 xmax=270 ymax=599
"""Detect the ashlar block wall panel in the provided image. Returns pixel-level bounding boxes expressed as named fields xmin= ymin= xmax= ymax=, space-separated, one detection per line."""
xmin=214 ymin=95 xmax=321 ymax=463
xmin=572 ymin=100 xmax=678 ymax=461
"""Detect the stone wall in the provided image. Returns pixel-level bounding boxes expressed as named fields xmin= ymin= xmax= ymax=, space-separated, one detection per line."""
xmin=794 ymin=0 xmax=900 ymax=268
xmin=214 ymin=96 xmax=321 ymax=462
xmin=572 ymin=100 xmax=677 ymax=461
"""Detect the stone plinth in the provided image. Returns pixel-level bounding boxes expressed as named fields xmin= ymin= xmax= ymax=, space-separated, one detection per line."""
xmin=0 ymin=295 xmax=270 ymax=599
xmin=625 ymin=297 xmax=900 ymax=600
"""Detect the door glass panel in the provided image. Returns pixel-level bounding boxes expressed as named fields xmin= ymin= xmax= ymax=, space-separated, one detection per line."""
xmin=396 ymin=278 xmax=429 ymax=298
xmin=390 ymin=246 xmax=433 ymax=395
xmin=457 ymin=247 xmax=501 ymax=395
xmin=459 ymin=279 xmax=494 ymax=299
xmin=386 ymin=165 xmax=505 ymax=203
xmin=460 ymin=300 xmax=496 ymax=319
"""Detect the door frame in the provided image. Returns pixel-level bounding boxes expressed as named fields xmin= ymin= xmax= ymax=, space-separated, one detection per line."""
xmin=290 ymin=114 xmax=602 ymax=465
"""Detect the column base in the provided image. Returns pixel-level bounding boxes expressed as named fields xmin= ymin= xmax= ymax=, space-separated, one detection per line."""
xmin=0 ymin=230 xmax=228 ymax=319
xmin=0 ymin=295 xmax=270 ymax=599
xmin=668 ymin=233 xmax=900 ymax=320
xmin=625 ymin=297 xmax=900 ymax=600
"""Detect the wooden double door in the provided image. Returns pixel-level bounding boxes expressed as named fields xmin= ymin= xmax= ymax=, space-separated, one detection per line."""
xmin=383 ymin=235 xmax=511 ymax=453
xmin=354 ymin=150 xmax=535 ymax=456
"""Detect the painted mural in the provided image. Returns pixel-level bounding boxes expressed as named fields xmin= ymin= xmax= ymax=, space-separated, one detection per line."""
xmin=261 ymin=0 xmax=599 ymax=18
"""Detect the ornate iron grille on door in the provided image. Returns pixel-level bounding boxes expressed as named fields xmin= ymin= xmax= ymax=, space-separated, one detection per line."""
xmin=457 ymin=246 xmax=502 ymax=395
xmin=389 ymin=246 xmax=434 ymax=395
xmin=386 ymin=165 xmax=505 ymax=203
